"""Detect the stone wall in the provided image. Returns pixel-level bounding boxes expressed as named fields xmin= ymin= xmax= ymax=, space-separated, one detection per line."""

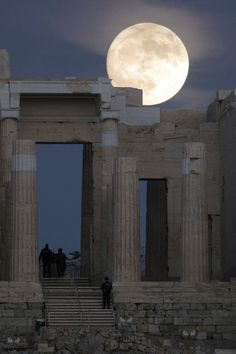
xmin=0 ymin=281 xmax=236 ymax=353
xmin=112 ymin=282 xmax=236 ymax=353
xmin=0 ymin=281 xmax=43 ymax=336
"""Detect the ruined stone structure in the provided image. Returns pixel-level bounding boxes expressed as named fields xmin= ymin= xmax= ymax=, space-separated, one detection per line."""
xmin=0 ymin=50 xmax=236 ymax=352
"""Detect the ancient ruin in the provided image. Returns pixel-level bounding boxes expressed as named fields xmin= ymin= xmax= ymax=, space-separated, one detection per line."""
xmin=0 ymin=49 xmax=236 ymax=353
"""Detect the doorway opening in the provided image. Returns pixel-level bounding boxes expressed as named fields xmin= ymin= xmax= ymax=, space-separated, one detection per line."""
xmin=36 ymin=143 xmax=84 ymax=277
xmin=139 ymin=179 xmax=168 ymax=281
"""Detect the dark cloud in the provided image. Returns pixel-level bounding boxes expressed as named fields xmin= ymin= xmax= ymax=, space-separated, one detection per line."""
xmin=1 ymin=0 xmax=235 ymax=108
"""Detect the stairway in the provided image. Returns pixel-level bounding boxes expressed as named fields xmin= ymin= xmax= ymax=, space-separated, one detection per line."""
xmin=41 ymin=278 xmax=115 ymax=327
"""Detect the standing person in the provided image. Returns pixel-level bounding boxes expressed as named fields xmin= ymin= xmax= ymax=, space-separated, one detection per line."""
xmin=39 ymin=244 xmax=53 ymax=277
xmin=101 ymin=276 xmax=112 ymax=309
xmin=55 ymin=248 xmax=67 ymax=277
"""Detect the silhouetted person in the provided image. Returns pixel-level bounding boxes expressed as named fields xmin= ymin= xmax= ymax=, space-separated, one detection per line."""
xmin=101 ymin=276 xmax=112 ymax=309
xmin=55 ymin=248 xmax=67 ymax=277
xmin=39 ymin=244 xmax=53 ymax=277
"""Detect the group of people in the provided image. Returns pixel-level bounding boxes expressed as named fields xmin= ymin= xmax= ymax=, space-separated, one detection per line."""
xmin=39 ymin=244 xmax=67 ymax=278
xmin=39 ymin=244 xmax=113 ymax=309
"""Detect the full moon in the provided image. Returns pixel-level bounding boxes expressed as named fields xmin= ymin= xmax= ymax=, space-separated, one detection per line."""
xmin=106 ymin=23 xmax=189 ymax=105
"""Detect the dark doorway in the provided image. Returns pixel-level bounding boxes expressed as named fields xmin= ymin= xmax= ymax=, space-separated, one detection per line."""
xmin=140 ymin=179 xmax=168 ymax=281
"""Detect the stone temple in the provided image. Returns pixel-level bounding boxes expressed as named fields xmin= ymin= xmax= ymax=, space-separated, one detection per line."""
xmin=0 ymin=49 xmax=236 ymax=353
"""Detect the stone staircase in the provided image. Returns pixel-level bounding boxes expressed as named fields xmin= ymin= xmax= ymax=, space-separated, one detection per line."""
xmin=41 ymin=278 xmax=115 ymax=327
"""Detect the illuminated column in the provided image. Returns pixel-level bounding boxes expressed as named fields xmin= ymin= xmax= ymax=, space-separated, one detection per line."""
xmin=112 ymin=157 xmax=140 ymax=282
xmin=10 ymin=140 xmax=38 ymax=281
xmin=0 ymin=118 xmax=18 ymax=280
xmin=101 ymin=111 xmax=119 ymax=277
xmin=181 ymin=142 xmax=208 ymax=282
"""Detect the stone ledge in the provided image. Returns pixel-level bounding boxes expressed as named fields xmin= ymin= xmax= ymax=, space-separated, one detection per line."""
xmin=113 ymin=281 xmax=236 ymax=304
xmin=0 ymin=281 xmax=43 ymax=302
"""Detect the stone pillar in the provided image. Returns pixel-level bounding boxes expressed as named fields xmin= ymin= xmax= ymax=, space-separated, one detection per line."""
xmin=10 ymin=140 xmax=38 ymax=281
xmin=145 ymin=179 xmax=168 ymax=281
xmin=112 ymin=157 xmax=140 ymax=282
xmin=80 ymin=144 xmax=93 ymax=278
xmin=101 ymin=112 xmax=119 ymax=277
xmin=0 ymin=49 xmax=10 ymax=79
xmin=0 ymin=118 xmax=18 ymax=280
xmin=181 ymin=142 xmax=208 ymax=282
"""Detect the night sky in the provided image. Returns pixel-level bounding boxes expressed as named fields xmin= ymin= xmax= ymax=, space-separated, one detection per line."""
xmin=0 ymin=0 xmax=235 ymax=255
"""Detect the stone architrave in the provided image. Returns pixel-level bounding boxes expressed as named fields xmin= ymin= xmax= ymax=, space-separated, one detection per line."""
xmin=181 ymin=142 xmax=209 ymax=282
xmin=10 ymin=140 xmax=38 ymax=281
xmin=112 ymin=157 xmax=140 ymax=282
xmin=101 ymin=112 xmax=119 ymax=277
xmin=0 ymin=118 xmax=18 ymax=280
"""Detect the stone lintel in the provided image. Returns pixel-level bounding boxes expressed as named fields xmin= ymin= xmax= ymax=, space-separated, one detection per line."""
xmin=123 ymin=106 xmax=160 ymax=126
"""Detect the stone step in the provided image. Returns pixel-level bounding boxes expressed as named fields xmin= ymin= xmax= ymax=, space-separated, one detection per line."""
xmin=46 ymin=321 xmax=114 ymax=327
xmin=42 ymin=278 xmax=114 ymax=327
xmin=47 ymin=314 xmax=113 ymax=318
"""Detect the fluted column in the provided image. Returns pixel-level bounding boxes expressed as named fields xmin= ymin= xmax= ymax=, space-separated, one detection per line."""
xmin=0 ymin=49 xmax=10 ymax=79
xmin=181 ymin=142 xmax=208 ymax=282
xmin=0 ymin=118 xmax=18 ymax=280
xmin=80 ymin=144 xmax=93 ymax=278
xmin=101 ymin=113 xmax=119 ymax=277
xmin=112 ymin=157 xmax=140 ymax=282
xmin=10 ymin=140 xmax=38 ymax=281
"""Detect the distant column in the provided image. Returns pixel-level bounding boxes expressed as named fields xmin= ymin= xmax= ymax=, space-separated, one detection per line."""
xmin=80 ymin=144 xmax=93 ymax=278
xmin=145 ymin=179 xmax=168 ymax=281
xmin=0 ymin=118 xmax=18 ymax=280
xmin=0 ymin=49 xmax=10 ymax=79
xmin=101 ymin=112 xmax=119 ymax=277
xmin=10 ymin=140 xmax=38 ymax=281
xmin=112 ymin=157 xmax=140 ymax=282
xmin=181 ymin=142 xmax=208 ymax=282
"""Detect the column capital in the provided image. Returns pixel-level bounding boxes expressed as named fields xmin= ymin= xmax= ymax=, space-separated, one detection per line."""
xmin=183 ymin=142 xmax=206 ymax=159
xmin=0 ymin=110 xmax=20 ymax=120
xmin=101 ymin=109 xmax=119 ymax=122
xmin=0 ymin=84 xmax=20 ymax=120
xmin=115 ymin=156 xmax=137 ymax=174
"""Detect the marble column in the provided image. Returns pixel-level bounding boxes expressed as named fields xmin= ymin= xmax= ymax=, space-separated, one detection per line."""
xmin=181 ymin=142 xmax=208 ymax=282
xmin=0 ymin=49 xmax=10 ymax=79
xmin=10 ymin=140 xmax=38 ymax=281
xmin=101 ymin=113 xmax=119 ymax=277
xmin=80 ymin=144 xmax=93 ymax=278
xmin=145 ymin=179 xmax=168 ymax=281
xmin=0 ymin=118 xmax=18 ymax=280
xmin=112 ymin=157 xmax=140 ymax=282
